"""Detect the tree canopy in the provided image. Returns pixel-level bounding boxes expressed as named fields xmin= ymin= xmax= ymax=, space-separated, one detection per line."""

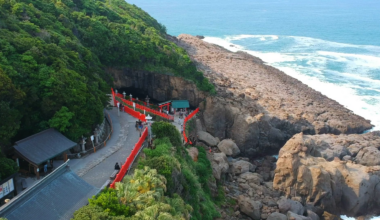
xmin=0 ymin=0 xmax=214 ymax=149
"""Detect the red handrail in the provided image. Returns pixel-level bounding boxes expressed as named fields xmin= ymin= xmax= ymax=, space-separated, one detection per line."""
xmin=110 ymin=127 xmax=148 ymax=189
xmin=183 ymin=108 xmax=199 ymax=144
xmin=117 ymin=96 xmax=174 ymax=121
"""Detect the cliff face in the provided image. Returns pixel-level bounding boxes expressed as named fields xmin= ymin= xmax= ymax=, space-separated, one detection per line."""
xmin=106 ymin=67 xmax=206 ymax=107
xmin=273 ymin=132 xmax=380 ymax=217
xmin=173 ymin=34 xmax=373 ymax=156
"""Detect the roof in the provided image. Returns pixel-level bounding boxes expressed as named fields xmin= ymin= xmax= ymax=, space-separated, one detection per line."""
xmin=171 ymin=100 xmax=189 ymax=109
xmin=14 ymin=128 xmax=77 ymax=166
xmin=158 ymin=100 xmax=171 ymax=106
xmin=1 ymin=166 xmax=99 ymax=220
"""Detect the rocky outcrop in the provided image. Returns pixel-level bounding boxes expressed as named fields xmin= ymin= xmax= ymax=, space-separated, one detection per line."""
xmin=278 ymin=131 xmax=380 ymax=166
xmin=218 ymin=139 xmax=241 ymax=157
xmin=106 ymin=67 xmax=206 ymax=107
xmin=186 ymin=147 xmax=199 ymax=161
xmin=173 ymin=34 xmax=373 ymax=156
xmin=238 ymin=195 xmax=263 ymax=220
xmin=210 ymin=152 xmax=229 ymax=180
xmin=197 ymin=130 xmax=219 ymax=146
xmin=230 ymin=160 xmax=256 ymax=175
xmin=273 ymin=132 xmax=380 ymax=217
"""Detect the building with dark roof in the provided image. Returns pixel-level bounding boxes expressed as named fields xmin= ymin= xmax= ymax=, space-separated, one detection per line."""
xmin=0 ymin=162 xmax=99 ymax=220
xmin=13 ymin=128 xmax=77 ymax=179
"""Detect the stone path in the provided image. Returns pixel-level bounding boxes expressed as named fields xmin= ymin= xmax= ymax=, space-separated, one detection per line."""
xmin=68 ymin=107 xmax=141 ymax=188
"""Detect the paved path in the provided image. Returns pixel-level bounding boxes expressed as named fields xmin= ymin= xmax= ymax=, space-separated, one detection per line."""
xmin=68 ymin=107 xmax=141 ymax=188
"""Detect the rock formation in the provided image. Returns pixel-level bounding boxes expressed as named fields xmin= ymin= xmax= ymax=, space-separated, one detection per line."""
xmin=106 ymin=67 xmax=206 ymax=107
xmin=172 ymin=34 xmax=373 ymax=156
xmin=273 ymin=132 xmax=380 ymax=217
xmin=218 ymin=139 xmax=241 ymax=157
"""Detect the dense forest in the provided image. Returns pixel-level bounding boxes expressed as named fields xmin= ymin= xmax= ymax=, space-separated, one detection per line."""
xmin=0 ymin=0 xmax=215 ymax=154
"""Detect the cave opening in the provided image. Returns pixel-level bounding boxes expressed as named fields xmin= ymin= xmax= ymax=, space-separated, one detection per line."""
xmin=118 ymin=87 xmax=162 ymax=105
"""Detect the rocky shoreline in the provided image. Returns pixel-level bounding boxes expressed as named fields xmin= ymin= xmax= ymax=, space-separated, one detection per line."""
xmin=171 ymin=34 xmax=379 ymax=219
xmin=172 ymin=34 xmax=373 ymax=157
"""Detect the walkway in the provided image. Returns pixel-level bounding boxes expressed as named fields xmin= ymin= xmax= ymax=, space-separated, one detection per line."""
xmin=68 ymin=107 xmax=141 ymax=188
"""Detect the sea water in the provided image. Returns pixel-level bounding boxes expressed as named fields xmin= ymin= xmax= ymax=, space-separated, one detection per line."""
xmin=127 ymin=0 xmax=380 ymax=131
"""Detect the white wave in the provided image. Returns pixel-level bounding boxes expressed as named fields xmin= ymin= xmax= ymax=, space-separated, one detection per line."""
xmin=289 ymin=36 xmax=380 ymax=52
xmin=341 ymin=216 xmax=380 ymax=220
xmin=318 ymin=51 xmax=380 ymax=69
xmin=225 ymin=34 xmax=279 ymax=41
xmin=203 ymin=36 xmax=244 ymax=52
xmin=274 ymin=66 xmax=380 ymax=130
xmin=202 ymin=35 xmax=380 ymax=130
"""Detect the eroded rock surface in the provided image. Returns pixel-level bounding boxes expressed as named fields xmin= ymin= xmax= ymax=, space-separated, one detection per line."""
xmin=273 ymin=132 xmax=380 ymax=217
xmin=218 ymin=139 xmax=241 ymax=157
xmin=173 ymin=34 xmax=373 ymax=156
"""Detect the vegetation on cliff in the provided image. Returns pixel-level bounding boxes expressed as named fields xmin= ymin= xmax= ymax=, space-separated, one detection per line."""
xmin=73 ymin=122 xmax=220 ymax=219
xmin=0 ymin=0 xmax=214 ymax=150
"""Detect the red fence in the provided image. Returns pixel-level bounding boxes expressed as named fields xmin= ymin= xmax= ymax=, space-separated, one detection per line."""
xmin=183 ymin=108 xmax=199 ymax=144
xmin=112 ymin=90 xmax=174 ymax=121
xmin=110 ymin=127 xmax=148 ymax=189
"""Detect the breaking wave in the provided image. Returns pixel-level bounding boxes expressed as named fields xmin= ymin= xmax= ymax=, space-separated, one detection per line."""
xmin=203 ymin=35 xmax=380 ymax=130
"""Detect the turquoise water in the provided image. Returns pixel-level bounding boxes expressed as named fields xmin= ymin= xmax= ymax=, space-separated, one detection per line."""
xmin=128 ymin=0 xmax=380 ymax=130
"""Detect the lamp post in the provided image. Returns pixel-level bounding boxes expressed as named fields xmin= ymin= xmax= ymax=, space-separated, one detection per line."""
xmin=123 ymin=91 xmax=126 ymax=99
xmin=130 ymin=94 xmax=132 ymax=101
xmin=146 ymin=114 xmax=153 ymax=144
xmin=145 ymin=95 xmax=150 ymax=107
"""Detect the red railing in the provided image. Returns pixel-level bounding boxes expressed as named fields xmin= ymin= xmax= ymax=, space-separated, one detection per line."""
xmin=183 ymin=108 xmax=199 ymax=144
xmin=115 ymin=94 xmax=174 ymax=121
xmin=110 ymin=127 xmax=148 ymax=189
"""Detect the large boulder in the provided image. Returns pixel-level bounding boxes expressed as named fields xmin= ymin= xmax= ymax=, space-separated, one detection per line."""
xmin=277 ymin=197 xmax=304 ymax=215
xmin=287 ymin=211 xmax=312 ymax=220
xmin=197 ymin=131 xmax=218 ymax=146
xmin=211 ymin=152 xmax=229 ymax=180
xmin=230 ymin=160 xmax=256 ymax=175
xmin=267 ymin=212 xmax=287 ymax=220
xmin=217 ymin=139 xmax=241 ymax=157
xmin=274 ymin=133 xmax=380 ymax=217
xmin=186 ymin=147 xmax=198 ymax=161
xmin=238 ymin=195 xmax=263 ymax=220
xmin=239 ymin=172 xmax=263 ymax=185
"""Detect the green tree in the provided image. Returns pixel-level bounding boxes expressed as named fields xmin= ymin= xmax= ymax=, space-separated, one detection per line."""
xmin=48 ymin=106 xmax=75 ymax=133
xmin=0 ymin=150 xmax=18 ymax=181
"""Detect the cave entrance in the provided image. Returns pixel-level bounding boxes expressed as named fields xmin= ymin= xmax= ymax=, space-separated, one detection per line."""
xmin=118 ymin=87 xmax=161 ymax=105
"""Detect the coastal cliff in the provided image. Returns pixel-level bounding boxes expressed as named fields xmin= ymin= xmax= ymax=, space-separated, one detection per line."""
xmin=106 ymin=68 xmax=206 ymax=107
xmin=172 ymin=34 xmax=373 ymax=156
xmin=274 ymin=132 xmax=380 ymax=217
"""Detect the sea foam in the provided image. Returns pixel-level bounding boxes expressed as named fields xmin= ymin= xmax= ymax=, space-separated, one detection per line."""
xmin=204 ymin=35 xmax=380 ymax=130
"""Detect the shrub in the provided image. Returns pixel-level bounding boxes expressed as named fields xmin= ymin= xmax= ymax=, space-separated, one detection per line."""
xmin=151 ymin=121 xmax=182 ymax=146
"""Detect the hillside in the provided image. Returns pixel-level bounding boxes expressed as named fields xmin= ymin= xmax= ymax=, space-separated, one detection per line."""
xmin=0 ymin=0 xmax=214 ymax=150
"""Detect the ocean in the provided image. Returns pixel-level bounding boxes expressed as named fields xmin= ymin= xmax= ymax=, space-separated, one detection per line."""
xmin=128 ymin=0 xmax=380 ymax=131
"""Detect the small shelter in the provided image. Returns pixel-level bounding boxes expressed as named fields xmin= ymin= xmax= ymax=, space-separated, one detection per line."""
xmin=158 ymin=100 xmax=189 ymax=114
xmin=13 ymin=128 xmax=77 ymax=179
